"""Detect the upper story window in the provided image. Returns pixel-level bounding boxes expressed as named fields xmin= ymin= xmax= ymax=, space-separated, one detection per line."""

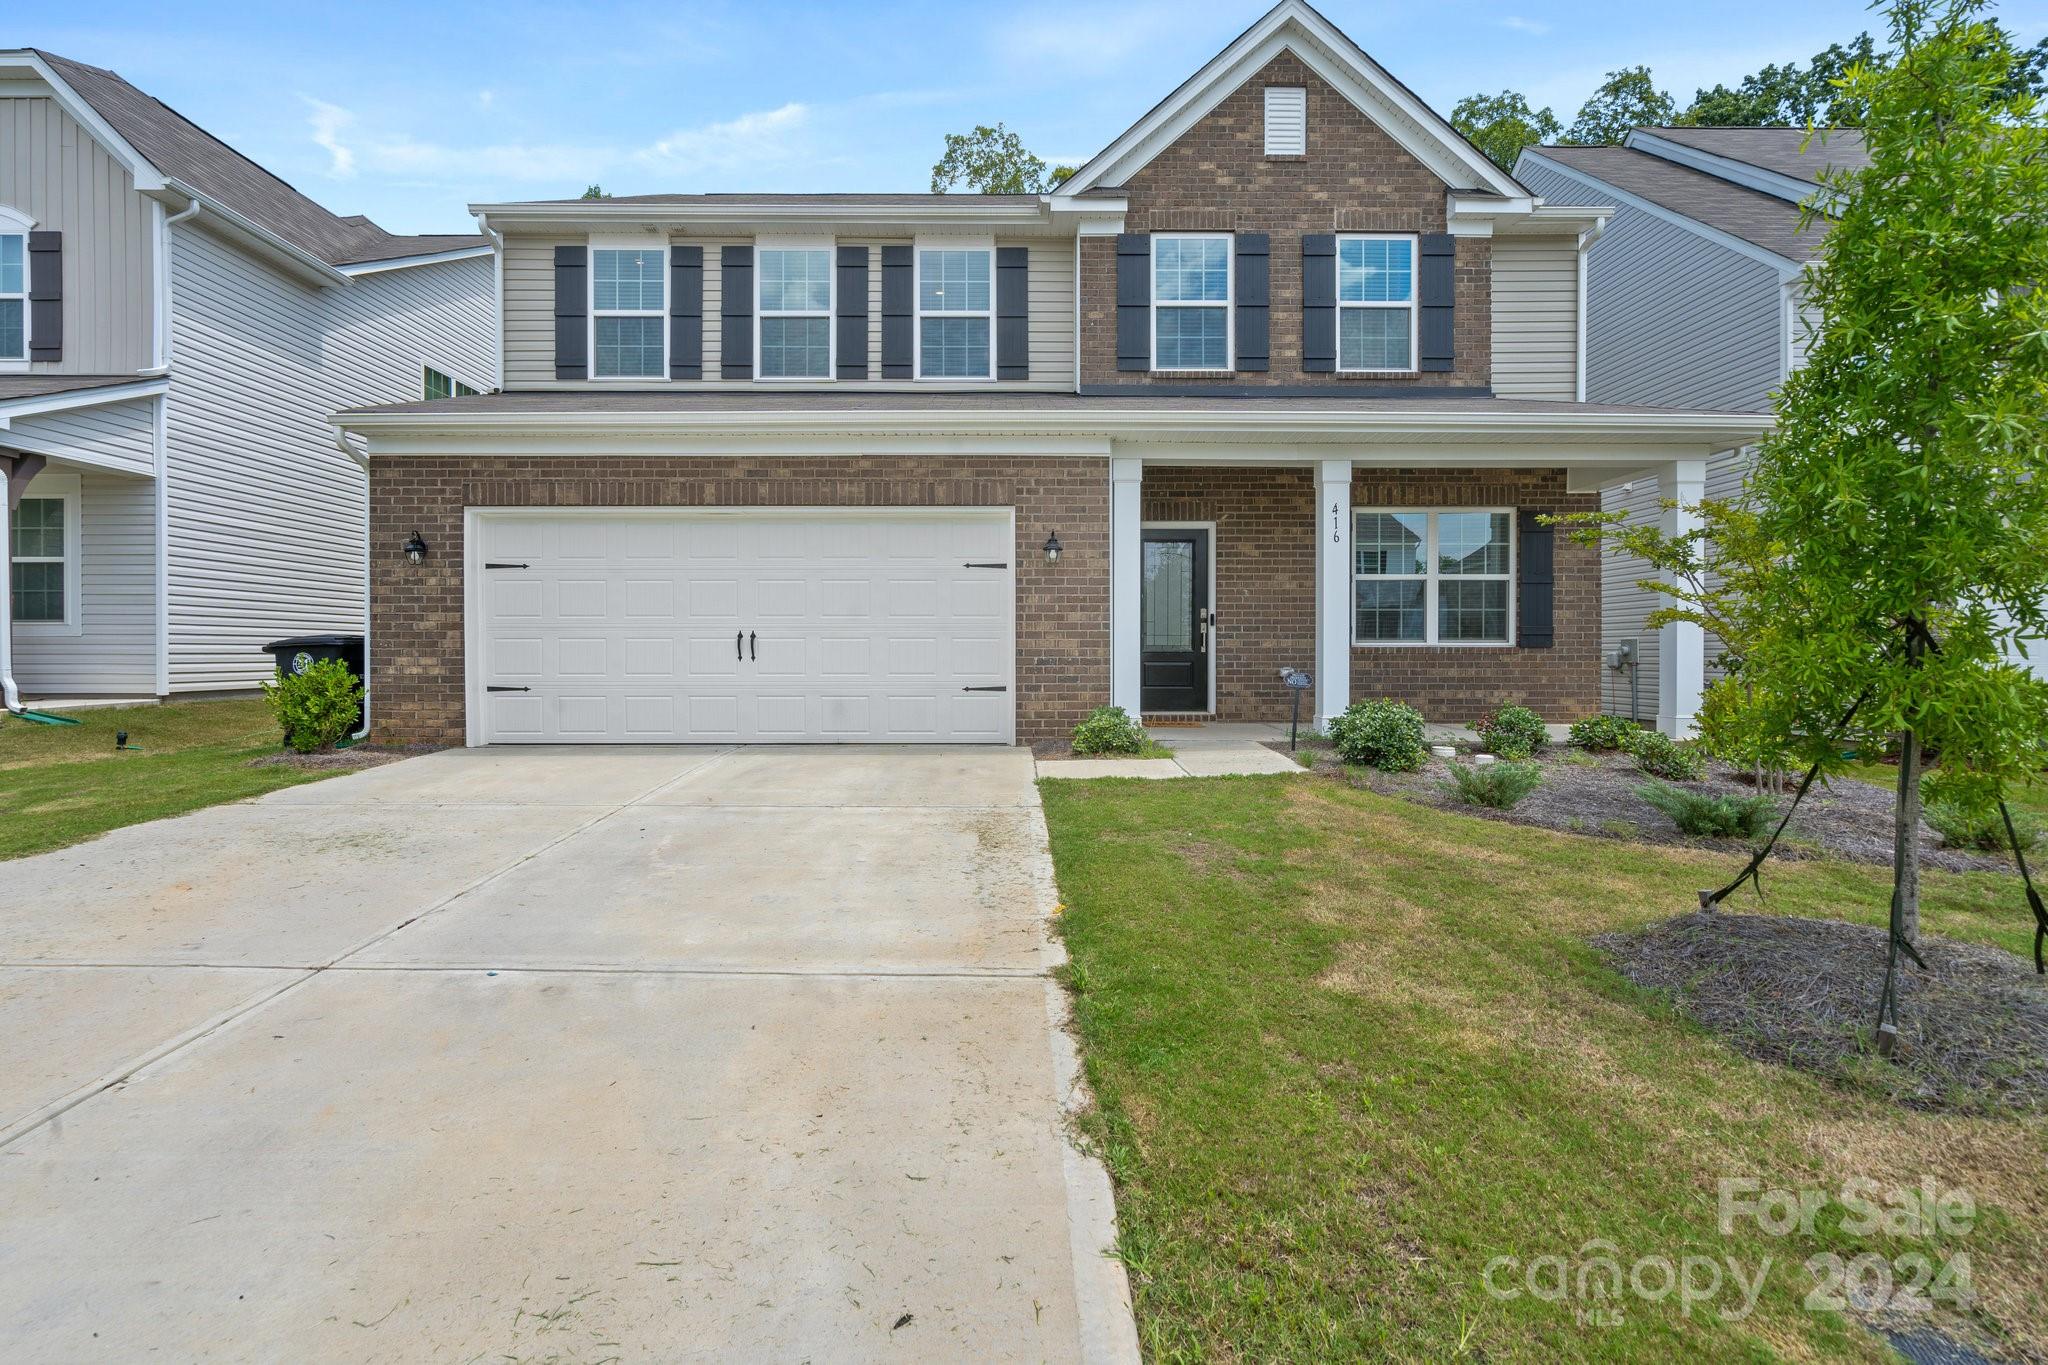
xmin=1153 ymin=234 xmax=1231 ymax=372
xmin=757 ymin=244 xmax=833 ymax=380
xmin=1353 ymin=509 xmax=1513 ymax=646
xmin=0 ymin=227 xmax=26 ymax=364
xmin=1264 ymin=86 xmax=1306 ymax=156
xmin=1337 ymin=234 xmax=1416 ymax=372
xmin=590 ymin=244 xmax=666 ymax=379
xmin=917 ymin=244 xmax=992 ymax=380
xmin=423 ymin=365 xmax=480 ymax=400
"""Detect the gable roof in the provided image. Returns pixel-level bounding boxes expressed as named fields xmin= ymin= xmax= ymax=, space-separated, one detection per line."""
xmin=23 ymin=50 xmax=485 ymax=268
xmin=1521 ymin=144 xmax=1826 ymax=264
xmin=1634 ymin=126 xmax=1869 ymax=183
xmin=1055 ymin=0 xmax=1526 ymax=202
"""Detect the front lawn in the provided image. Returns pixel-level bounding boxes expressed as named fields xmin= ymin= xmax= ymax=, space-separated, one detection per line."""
xmin=0 ymin=698 xmax=337 ymax=859
xmin=1041 ymin=775 xmax=2045 ymax=1361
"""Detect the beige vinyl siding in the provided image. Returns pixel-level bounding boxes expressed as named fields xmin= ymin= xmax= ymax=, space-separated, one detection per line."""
xmin=165 ymin=222 xmax=492 ymax=690
xmin=501 ymin=231 xmax=1076 ymax=388
xmin=0 ymin=95 xmax=154 ymax=375
xmin=1489 ymin=236 xmax=1579 ymax=399
xmin=10 ymin=467 xmax=158 ymax=694
xmin=5 ymin=394 xmax=157 ymax=477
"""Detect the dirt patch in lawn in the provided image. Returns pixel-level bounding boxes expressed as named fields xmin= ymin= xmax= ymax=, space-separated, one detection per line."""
xmin=1276 ymin=742 xmax=2014 ymax=874
xmin=245 ymin=745 xmax=436 ymax=773
xmin=1599 ymin=912 xmax=2048 ymax=1116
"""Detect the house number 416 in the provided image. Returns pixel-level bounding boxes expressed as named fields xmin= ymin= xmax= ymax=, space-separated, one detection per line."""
xmin=1331 ymin=500 xmax=1342 ymax=543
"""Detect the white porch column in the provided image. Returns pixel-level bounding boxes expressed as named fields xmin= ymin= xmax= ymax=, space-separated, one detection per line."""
xmin=1109 ymin=457 xmax=1144 ymax=716
xmin=1656 ymin=457 xmax=1708 ymax=737
xmin=1314 ymin=458 xmax=1353 ymax=727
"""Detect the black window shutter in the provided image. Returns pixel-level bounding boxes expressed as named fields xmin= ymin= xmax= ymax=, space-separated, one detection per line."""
xmin=880 ymin=245 xmax=913 ymax=379
xmin=1235 ymin=232 xmax=1269 ymax=372
xmin=553 ymin=244 xmax=586 ymax=380
xmin=1301 ymin=233 xmax=1335 ymax=373
xmin=1115 ymin=233 xmax=1150 ymax=372
xmin=669 ymin=245 xmax=702 ymax=380
xmin=1419 ymin=233 xmax=1456 ymax=373
xmin=1517 ymin=510 xmax=1555 ymax=649
xmin=836 ymin=245 xmax=869 ymax=381
xmin=27 ymin=231 xmax=61 ymax=362
xmin=720 ymin=245 xmax=753 ymax=380
xmin=996 ymin=246 xmax=1029 ymax=380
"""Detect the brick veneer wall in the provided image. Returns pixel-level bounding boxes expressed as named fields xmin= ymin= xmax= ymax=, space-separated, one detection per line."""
xmin=367 ymin=456 xmax=1109 ymax=746
xmin=1080 ymin=51 xmax=1492 ymax=390
xmin=1142 ymin=466 xmax=1598 ymax=725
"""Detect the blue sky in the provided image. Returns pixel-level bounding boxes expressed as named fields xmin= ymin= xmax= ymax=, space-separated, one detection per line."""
xmin=14 ymin=0 xmax=2047 ymax=233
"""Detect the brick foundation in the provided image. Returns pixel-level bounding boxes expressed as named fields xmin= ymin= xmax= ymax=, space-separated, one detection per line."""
xmin=367 ymin=456 xmax=1109 ymax=746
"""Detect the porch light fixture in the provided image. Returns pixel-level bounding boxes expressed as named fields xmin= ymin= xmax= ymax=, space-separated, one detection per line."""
xmin=1042 ymin=530 xmax=1063 ymax=564
xmin=402 ymin=531 xmax=428 ymax=564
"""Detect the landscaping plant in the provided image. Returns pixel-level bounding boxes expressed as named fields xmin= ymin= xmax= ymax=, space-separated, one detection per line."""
xmin=1475 ymin=703 xmax=1548 ymax=760
xmin=262 ymin=659 xmax=363 ymax=754
xmin=1636 ymin=781 xmax=1779 ymax=839
xmin=1071 ymin=705 xmax=1147 ymax=756
xmin=1623 ymin=728 xmax=1708 ymax=782
xmin=1447 ymin=760 xmax=1543 ymax=809
xmin=1326 ymin=699 xmax=1427 ymax=771
xmin=1924 ymin=800 xmax=2044 ymax=855
xmin=1567 ymin=713 xmax=1640 ymax=751
xmin=1727 ymin=0 xmax=2048 ymax=1049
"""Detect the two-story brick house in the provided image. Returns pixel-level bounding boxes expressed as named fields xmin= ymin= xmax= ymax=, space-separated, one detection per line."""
xmin=337 ymin=0 xmax=1763 ymax=749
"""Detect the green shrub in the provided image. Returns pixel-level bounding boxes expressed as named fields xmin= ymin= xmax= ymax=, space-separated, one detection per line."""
xmin=1568 ymin=714 xmax=1640 ymax=751
xmin=1637 ymin=781 xmax=1777 ymax=838
xmin=1447 ymin=760 xmax=1543 ymax=809
xmin=1624 ymin=728 xmax=1708 ymax=781
xmin=1072 ymin=704 xmax=1148 ymax=756
xmin=1327 ymin=699 xmax=1427 ymax=771
xmin=1476 ymin=703 xmax=1549 ymax=759
xmin=263 ymin=658 xmax=363 ymax=754
xmin=1924 ymin=801 xmax=2043 ymax=854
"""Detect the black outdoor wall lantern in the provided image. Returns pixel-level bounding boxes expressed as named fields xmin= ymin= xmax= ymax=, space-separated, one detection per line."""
xmin=1043 ymin=530 xmax=1063 ymax=564
xmin=402 ymin=531 xmax=428 ymax=564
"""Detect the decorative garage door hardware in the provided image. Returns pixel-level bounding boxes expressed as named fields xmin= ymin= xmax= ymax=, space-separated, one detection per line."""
xmin=964 ymin=561 xmax=1009 ymax=568
xmin=962 ymin=685 xmax=1008 ymax=692
xmin=487 ymin=685 xmax=531 ymax=693
xmin=485 ymin=561 xmax=529 ymax=569
xmin=732 ymin=631 xmax=757 ymax=661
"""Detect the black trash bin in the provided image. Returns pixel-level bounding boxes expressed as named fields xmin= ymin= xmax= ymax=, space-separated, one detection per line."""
xmin=263 ymin=633 xmax=366 ymax=681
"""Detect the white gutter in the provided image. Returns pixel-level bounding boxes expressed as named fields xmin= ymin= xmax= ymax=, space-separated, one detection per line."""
xmin=147 ymin=180 xmax=352 ymax=288
xmin=334 ymin=430 xmax=373 ymax=743
xmin=337 ymin=245 xmax=495 ymax=277
xmin=474 ymin=201 xmax=1055 ymax=232
xmin=0 ymin=377 xmax=170 ymax=426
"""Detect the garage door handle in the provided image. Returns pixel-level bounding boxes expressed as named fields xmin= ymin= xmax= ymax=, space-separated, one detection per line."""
xmin=962 ymin=685 xmax=1008 ymax=692
xmin=749 ymin=631 xmax=756 ymax=661
xmin=484 ymin=562 xmax=528 ymax=569
xmin=964 ymin=561 xmax=1009 ymax=569
xmin=486 ymin=685 xmax=530 ymax=693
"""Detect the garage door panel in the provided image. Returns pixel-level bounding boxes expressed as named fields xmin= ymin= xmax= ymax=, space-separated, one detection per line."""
xmin=476 ymin=511 xmax=1014 ymax=744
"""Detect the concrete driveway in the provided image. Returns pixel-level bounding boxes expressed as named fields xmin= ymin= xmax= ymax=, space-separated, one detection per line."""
xmin=0 ymin=746 xmax=1135 ymax=1363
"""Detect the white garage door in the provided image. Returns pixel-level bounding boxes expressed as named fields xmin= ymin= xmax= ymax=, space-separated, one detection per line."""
xmin=471 ymin=510 xmax=1015 ymax=744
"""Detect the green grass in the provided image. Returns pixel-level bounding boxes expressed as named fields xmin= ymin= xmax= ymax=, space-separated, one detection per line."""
xmin=0 ymin=697 xmax=339 ymax=859
xmin=1836 ymin=760 xmax=2048 ymax=828
xmin=1040 ymin=775 xmax=2046 ymax=1362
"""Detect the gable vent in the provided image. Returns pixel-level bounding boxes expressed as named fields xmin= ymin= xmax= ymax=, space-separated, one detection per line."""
xmin=1264 ymin=86 xmax=1306 ymax=156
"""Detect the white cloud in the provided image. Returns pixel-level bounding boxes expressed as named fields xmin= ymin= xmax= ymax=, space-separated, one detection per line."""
xmin=1499 ymin=16 xmax=1551 ymax=36
xmin=303 ymin=97 xmax=356 ymax=177
xmin=637 ymin=103 xmax=810 ymax=173
xmin=475 ymin=89 xmax=496 ymax=111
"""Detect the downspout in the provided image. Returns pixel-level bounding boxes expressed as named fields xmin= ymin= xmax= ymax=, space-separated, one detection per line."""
xmin=149 ymin=198 xmax=200 ymax=697
xmin=1 ymin=468 xmax=16 ymax=713
xmin=334 ymin=430 xmax=372 ymax=742
xmin=473 ymin=211 xmax=506 ymax=391
xmin=1574 ymin=218 xmax=1604 ymax=404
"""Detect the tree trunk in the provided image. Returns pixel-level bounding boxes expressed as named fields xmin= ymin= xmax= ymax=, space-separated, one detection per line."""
xmin=1893 ymin=727 xmax=1922 ymax=946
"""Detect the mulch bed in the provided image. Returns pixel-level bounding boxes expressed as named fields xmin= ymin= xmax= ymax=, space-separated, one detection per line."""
xmin=1274 ymin=741 xmax=2016 ymax=874
xmin=246 ymin=744 xmax=438 ymax=773
xmin=1597 ymin=912 xmax=2048 ymax=1115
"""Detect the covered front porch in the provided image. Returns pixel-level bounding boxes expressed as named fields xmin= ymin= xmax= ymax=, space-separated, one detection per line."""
xmin=1103 ymin=453 xmax=1713 ymax=738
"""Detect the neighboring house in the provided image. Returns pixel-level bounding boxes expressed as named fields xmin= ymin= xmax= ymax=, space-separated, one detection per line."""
xmin=334 ymin=0 xmax=1762 ymax=750
xmin=1515 ymin=127 xmax=1850 ymax=720
xmin=0 ymin=50 xmax=493 ymax=711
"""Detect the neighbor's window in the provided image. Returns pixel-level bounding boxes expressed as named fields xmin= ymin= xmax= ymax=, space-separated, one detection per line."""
xmin=757 ymin=245 xmax=833 ymax=379
xmin=590 ymin=246 xmax=666 ymax=379
xmin=1353 ymin=509 xmax=1513 ymax=645
xmin=917 ymin=245 xmax=991 ymax=379
xmin=0 ymin=232 xmax=25 ymax=362
xmin=422 ymin=366 xmax=479 ymax=400
xmin=1152 ymin=234 xmax=1231 ymax=371
xmin=10 ymin=496 xmax=67 ymax=624
xmin=1337 ymin=234 xmax=1416 ymax=372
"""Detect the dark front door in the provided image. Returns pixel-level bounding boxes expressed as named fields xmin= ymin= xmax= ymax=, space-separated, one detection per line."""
xmin=1140 ymin=528 xmax=1210 ymax=713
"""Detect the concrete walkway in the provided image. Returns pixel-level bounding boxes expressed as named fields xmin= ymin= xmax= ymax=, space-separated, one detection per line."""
xmin=0 ymin=746 xmax=1137 ymax=1363
xmin=1037 ymin=722 xmax=1308 ymax=779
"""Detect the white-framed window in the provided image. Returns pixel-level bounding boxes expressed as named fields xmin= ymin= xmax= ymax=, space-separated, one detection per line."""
xmin=915 ymin=239 xmax=992 ymax=380
xmin=1152 ymin=233 xmax=1232 ymax=372
xmin=588 ymin=240 xmax=667 ymax=380
xmin=1353 ymin=509 xmax=1514 ymax=646
xmin=756 ymin=240 xmax=834 ymax=380
xmin=9 ymin=480 xmax=79 ymax=633
xmin=0 ymin=205 xmax=32 ymax=369
xmin=1264 ymin=86 xmax=1306 ymax=156
xmin=1337 ymin=233 xmax=1417 ymax=373
xmin=423 ymin=365 xmax=480 ymax=400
